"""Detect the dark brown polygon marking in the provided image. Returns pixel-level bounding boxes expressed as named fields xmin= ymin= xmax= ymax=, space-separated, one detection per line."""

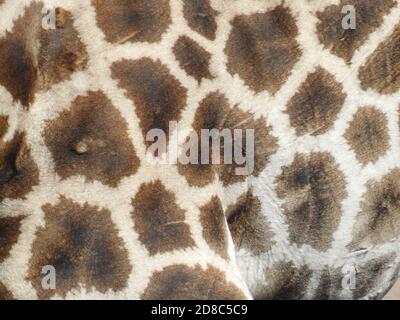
xmin=286 ymin=67 xmax=346 ymax=136
xmin=131 ymin=180 xmax=195 ymax=255
xmin=359 ymin=25 xmax=400 ymax=95
xmin=317 ymin=0 xmax=395 ymax=63
xmin=178 ymin=92 xmax=278 ymax=187
xmin=27 ymin=197 xmax=131 ymax=299
xmin=227 ymin=192 xmax=274 ymax=255
xmin=275 ymin=152 xmax=347 ymax=251
xmin=0 ymin=216 xmax=25 ymax=263
xmin=173 ymin=36 xmax=213 ymax=83
xmin=199 ymin=196 xmax=229 ymax=260
xmin=344 ymin=107 xmax=389 ymax=165
xmin=183 ymin=0 xmax=219 ymax=40
xmin=111 ymin=58 xmax=187 ymax=147
xmin=225 ymin=5 xmax=301 ymax=94
xmin=0 ymin=282 xmax=14 ymax=300
xmin=141 ymin=264 xmax=247 ymax=299
xmin=43 ymin=91 xmax=140 ymax=187
xmin=0 ymin=115 xmax=9 ymax=140
xmin=92 ymin=0 xmax=171 ymax=44
xmin=0 ymin=133 xmax=39 ymax=202
xmin=349 ymin=169 xmax=400 ymax=250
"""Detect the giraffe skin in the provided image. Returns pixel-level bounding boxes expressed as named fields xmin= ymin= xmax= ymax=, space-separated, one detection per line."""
xmin=0 ymin=0 xmax=400 ymax=300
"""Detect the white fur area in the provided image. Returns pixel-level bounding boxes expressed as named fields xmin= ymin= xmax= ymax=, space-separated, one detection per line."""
xmin=0 ymin=0 xmax=399 ymax=300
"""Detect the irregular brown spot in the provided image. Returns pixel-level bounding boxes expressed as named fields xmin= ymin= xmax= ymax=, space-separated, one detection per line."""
xmin=349 ymin=169 xmax=400 ymax=249
xmin=199 ymin=196 xmax=229 ymax=259
xmin=254 ymin=262 xmax=312 ymax=300
xmin=0 ymin=282 xmax=14 ymax=300
xmin=275 ymin=152 xmax=347 ymax=251
xmin=0 ymin=2 xmax=41 ymax=106
xmin=27 ymin=197 xmax=131 ymax=299
xmin=286 ymin=68 xmax=346 ymax=136
xmin=178 ymin=92 xmax=278 ymax=187
xmin=92 ymin=0 xmax=171 ymax=44
xmin=0 ymin=133 xmax=39 ymax=202
xmin=131 ymin=180 xmax=195 ymax=255
xmin=173 ymin=36 xmax=213 ymax=83
xmin=112 ymin=58 xmax=187 ymax=147
xmin=317 ymin=0 xmax=395 ymax=63
xmin=142 ymin=264 xmax=246 ymax=299
xmin=0 ymin=216 xmax=25 ymax=263
xmin=344 ymin=107 xmax=389 ymax=165
xmin=0 ymin=115 xmax=9 ymax=140
xmin=44 ymin=91 xmax=139 ymax=187
xmin=314 ymin=268 xmax=343 ymax=300
xmin=225 ymin=5 xmax=301 ymax=94
xmin=37 ymin=7 xmax=88 ymax=91
xmin=353 ymin=254 xmax=398 ymax=299
xmin=227 ymin=192 xmax=274 ymax=255
xmin=183 ymin=0 xmax=218 ymax=40
xmin=359 ymin=25 xmax=400 ymax=95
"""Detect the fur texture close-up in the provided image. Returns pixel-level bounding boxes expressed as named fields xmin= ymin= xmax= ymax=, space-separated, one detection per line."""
xmin=0 ymin=0 xmax=400 ymax=300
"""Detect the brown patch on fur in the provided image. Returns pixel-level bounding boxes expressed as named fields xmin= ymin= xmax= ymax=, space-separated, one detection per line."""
xmin=27 ymin=197 xmax=131 ymax=299
xmin=112 ymin=58 xmax=187 ymax=147
xmin=0 ymin=133 xmax=39 ymax=201
xmin=37 ymin=8 xmax=88 ymax=91
xmin=275 ymin=152 xmax=347 ymax=251
xmin=0 ymin=3 xmax=88 ymax=107
xmin=359 ymin=25 xmax=400 ymax=95
xmin=0 ymin=216 xmax=25 ymax=263
xmin=227 ymin=192 xmax=274 ymax=255
xmin=349 ymin=169 xmax=400 ymax=249
xmin=353 ymin=254 xmax=398 ymax=299
xmin=286 ymin=68 xmax=346 ymax=136
xmin=254 ymin=262 xmax=312 ymax=300
xmin=183 ymin=0 xmax=219 ymax=40
xmin=0 ymin=115 xmax=9 ymax=140
xmin=131 ymin=180 xmax=195 ymax=255
xmin=225 ymin=5 xmax=301 ymax=94
xmin=92 ymin=0 xmax=171 ymax=44
xmin=173 ymin=36 xmax=213 ymax=83
xmin=44 ymin=91 xmax=139 ymax=187
xmin=0 ymin=282 xmax=14 ymax=300
xmin=314 ymin=268 xmax=343 ymax=300
xmin=141 ymin=264 xmax=246 ymax=299
xmin=317 ymin=0 xmax=395 ymax=63
xmin=344 ymin=107 xmax=389 ymax=165
xmin=178 ymin=92 xmax=278 ymax=187
xmin=199 ymin=196 xmax=229 ymax=260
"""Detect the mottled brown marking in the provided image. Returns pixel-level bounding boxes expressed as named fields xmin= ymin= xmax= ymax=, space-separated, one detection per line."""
xmin=38 ymin=7 xmax=88 ymax=91
xmin=173 ymin=36 xmax=213 ymax=83
xmin=112 ymin=58 xmax=187 ymax=147
xmin=131 ymin=180 xmax=195 ymax=255
xmin=199 ymin=196 xmax=229 ymax=259
xmin=0 ymin=216 xmax=25 ymax=263
xmin=178 ymin=92 xmax=278 ymax=187
xmin=317 ymin=0 xmax=395 ymax=63
xmin=142 ymin=264 xmax=246 ymax=300
xmin=92 ymin=0 xmax=171 ymax=44
xmin=225 ymin=5 xmax=301 ymax=94
xmin=27 ymin=197 xmax=131 ymax=299
xmin=286 ymin=68 xmax=346 ymax=136
xmin=254 ymin=263 xmax=312 ymax=300
xmin=344 ymin=107 xmax=389 ymax=165
xmin=44 ymin=91 xmax=139 ymax=187
xmin=0 ymin=115 xmax=8 ymax=140
xmin=275 ymin=152 xmax=347 ymax=251
xmin=353 ymin=254 xmax=397 ymax=299
xmin=0 ymin=133 xmax=39 ymax=202
xmin=183 ymin=0 xmax=219 ymax=40
xmin=349 ymin=169 xmax=400 ymax=249
xmin=359 ymin=25 xmax=400 ymax=95
xmin=227 ymin=192 xmax=274 ymax=254
xmin=0 ymin=282 xmax=14 ymax=300
xmin=314 ymin=268 xmax=342 ymax=300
